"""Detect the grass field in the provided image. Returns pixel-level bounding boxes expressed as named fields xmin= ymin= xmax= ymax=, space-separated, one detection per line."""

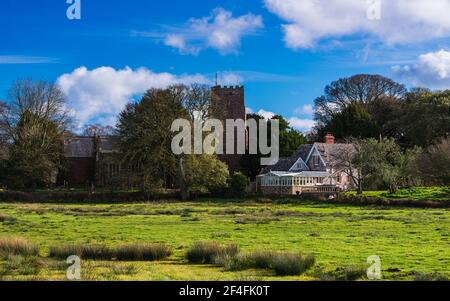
xmin=346 ymin=187 xmax=450 ymax=201
xmin=0 ymin=200 xmax=449 ymax=281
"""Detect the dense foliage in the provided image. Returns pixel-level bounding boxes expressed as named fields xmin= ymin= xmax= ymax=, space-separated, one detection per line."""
xmin=0 ymin=80 xmax=70 ymax=189
xmin=116 ymin=85 xmax=229 ymax=198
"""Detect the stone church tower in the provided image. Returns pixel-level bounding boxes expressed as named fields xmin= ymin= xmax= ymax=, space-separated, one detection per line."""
xmin=211 ymin=85 xmax=247 ymax=174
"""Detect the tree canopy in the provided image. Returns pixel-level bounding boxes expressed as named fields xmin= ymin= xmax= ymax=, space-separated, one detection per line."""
xmin=0 ymin=80 xmax=70 ymax=189
xmin=116 ymin=85 xmax=229 ymax=198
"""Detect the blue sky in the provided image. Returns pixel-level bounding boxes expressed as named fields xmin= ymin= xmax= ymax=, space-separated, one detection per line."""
xmin=1 ymin=0 xmax=450 ymax=131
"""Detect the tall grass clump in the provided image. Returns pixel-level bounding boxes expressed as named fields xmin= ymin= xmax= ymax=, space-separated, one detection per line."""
xmin=271 ymin=253 xmax=315 ymax=276
xmin=187 ymin=241 xmax=238 ymax=264
xmin=49 ymin=244 xmax=113 ymax=260
xmin=114 ymin=243 xmax=172 ymax=261
xmin=215 ymin=250 xmax=277 ymax=271
xmin=0 ymin=237 xmax=39 ymax=257
xmin=4 ymin=255 xmax=44 ymax=276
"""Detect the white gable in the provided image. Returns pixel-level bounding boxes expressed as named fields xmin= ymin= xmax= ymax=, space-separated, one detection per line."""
xmin=305 ymin=145 xmax=326 ymax=167
xmin=289 ymin=157 xmax=310 ymax=172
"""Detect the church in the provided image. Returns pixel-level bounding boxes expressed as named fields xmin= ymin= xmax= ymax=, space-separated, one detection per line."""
xmin=59 ymin=85 xmax=247 ymax=187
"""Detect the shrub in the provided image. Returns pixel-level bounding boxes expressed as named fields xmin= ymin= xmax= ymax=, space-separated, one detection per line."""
xmin=187 ymin=241 xmax=238 ymax=264
xmin=49 ymin=244 xmax=113 ymax=260
xmin=229 ymin=173 xmax=248 ymax=196
xmin=114 ymin=243 xmax=172 ymax=261
xmin=271 ymin=253 xmax=315 ymax=276
xmin=0 ymin=237 xmax=39 ymax=257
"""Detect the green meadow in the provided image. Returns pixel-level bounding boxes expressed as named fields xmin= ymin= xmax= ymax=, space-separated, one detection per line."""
xmin=0 ymin=199 xmax=449 ymax=281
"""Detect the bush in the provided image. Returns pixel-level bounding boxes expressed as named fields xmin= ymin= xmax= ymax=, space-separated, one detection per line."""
xmin=0 ymin=237 xmax=39 ymax=257
xmin=49 ymin=244 xmax=113 ymax=260
xmin=187 ymin=241 xmax=238 ymax=264
xmin=271 ymin=253 xmax=315 ymax=276
xmin=215 ymin=250 xmax=277 ymax=271
xmin=229 ymin=173 xmax=248 ymax=196
xmin=114 ymin=243 xmax=172 ymax=261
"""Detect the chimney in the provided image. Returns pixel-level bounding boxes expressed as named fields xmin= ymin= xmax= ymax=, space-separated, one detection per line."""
xmin=324 ymin=133 xmax=335 ymax=144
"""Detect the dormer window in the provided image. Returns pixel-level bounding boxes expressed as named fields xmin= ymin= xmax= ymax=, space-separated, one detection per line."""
xmin=313 ymin=155 xmax=320 ymax=166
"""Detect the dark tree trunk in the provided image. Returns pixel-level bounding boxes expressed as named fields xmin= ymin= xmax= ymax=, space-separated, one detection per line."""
xmin=178 ymin=157 xmax=189 ymax=201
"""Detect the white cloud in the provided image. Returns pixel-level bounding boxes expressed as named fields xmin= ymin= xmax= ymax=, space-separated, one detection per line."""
xmin=164 ymin=34 xmax=200 ymax=55
xmin=0 ymin=55 xmax=57 ymax=64
xmin=264 ymin=0 xmax=450 ymax=49
xmin=218 ymin=72 xmax=243 ymax=86
xmin=287 ymin=117 xmax=316 ymax=132
xmin=238 ymin=106 xmax=317 ymax=131
xmin=164 ymin=8 xmax=263 ymax=55
xmin=57 ymin=66 xmax=209 ymax=129
xmin=391 ymin=49 xmax=450 ymax=88
xmin=294 ymin=104 xmax=314 ymax=116
xmin=256 ymin=109 xmax=276 ymax=120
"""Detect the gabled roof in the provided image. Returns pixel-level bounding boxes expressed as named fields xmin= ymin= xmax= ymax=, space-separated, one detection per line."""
xmin=260 ymin=157 xmax=298 ymax=174
xmin=259 ymin=142 xmax=354 ymax=174
xmin=313 ymin=143 xmax=355 ymax=166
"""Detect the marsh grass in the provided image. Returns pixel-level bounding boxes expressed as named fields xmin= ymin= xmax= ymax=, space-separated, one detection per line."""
xmin=271 ymin=253 xmax=315 ymax=276
xmin=114 ymin=243 xmax=172 ymax=261
xmin=0 ymin=237 xmax=39 ymax=257
xmin=214 ymin=250 xmax=315 ymax=275
xmin=49 ymin=244 xmax=113 ymax=260
xmin=2 ymin=255 xmax=44 ymax=276
xmin=187 ymin=241 xmax=238 ymax=264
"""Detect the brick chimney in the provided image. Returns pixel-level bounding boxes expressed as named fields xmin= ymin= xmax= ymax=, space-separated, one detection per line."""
xmin=324 ymin=133 xmax=335 ymax=144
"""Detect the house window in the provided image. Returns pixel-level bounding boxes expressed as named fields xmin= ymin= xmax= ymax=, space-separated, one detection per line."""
xmin=337 ymin=175 xmax=341 ymax=183
xmin=313 ymin=156 xmax=320 ymax=166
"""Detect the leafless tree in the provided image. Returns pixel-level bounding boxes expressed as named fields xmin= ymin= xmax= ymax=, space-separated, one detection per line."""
xmin=329 ymin=139 xmax=366 ymax=194
xmin=5 ymin=79 xmax=71 ymax=142
xmin=314 ymin=74 xmax=406 ymax=125
xmin=0 ymin=79 xmax=71 ymax=188
xmin=418 ymin=138 xmax=450 ymax=185
xmin=183 ymin=84 xmax=212 ymax=125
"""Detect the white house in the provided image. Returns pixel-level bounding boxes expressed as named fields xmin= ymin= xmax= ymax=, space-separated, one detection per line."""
xmin=257 ymin=134 xmax=355 ymax=195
